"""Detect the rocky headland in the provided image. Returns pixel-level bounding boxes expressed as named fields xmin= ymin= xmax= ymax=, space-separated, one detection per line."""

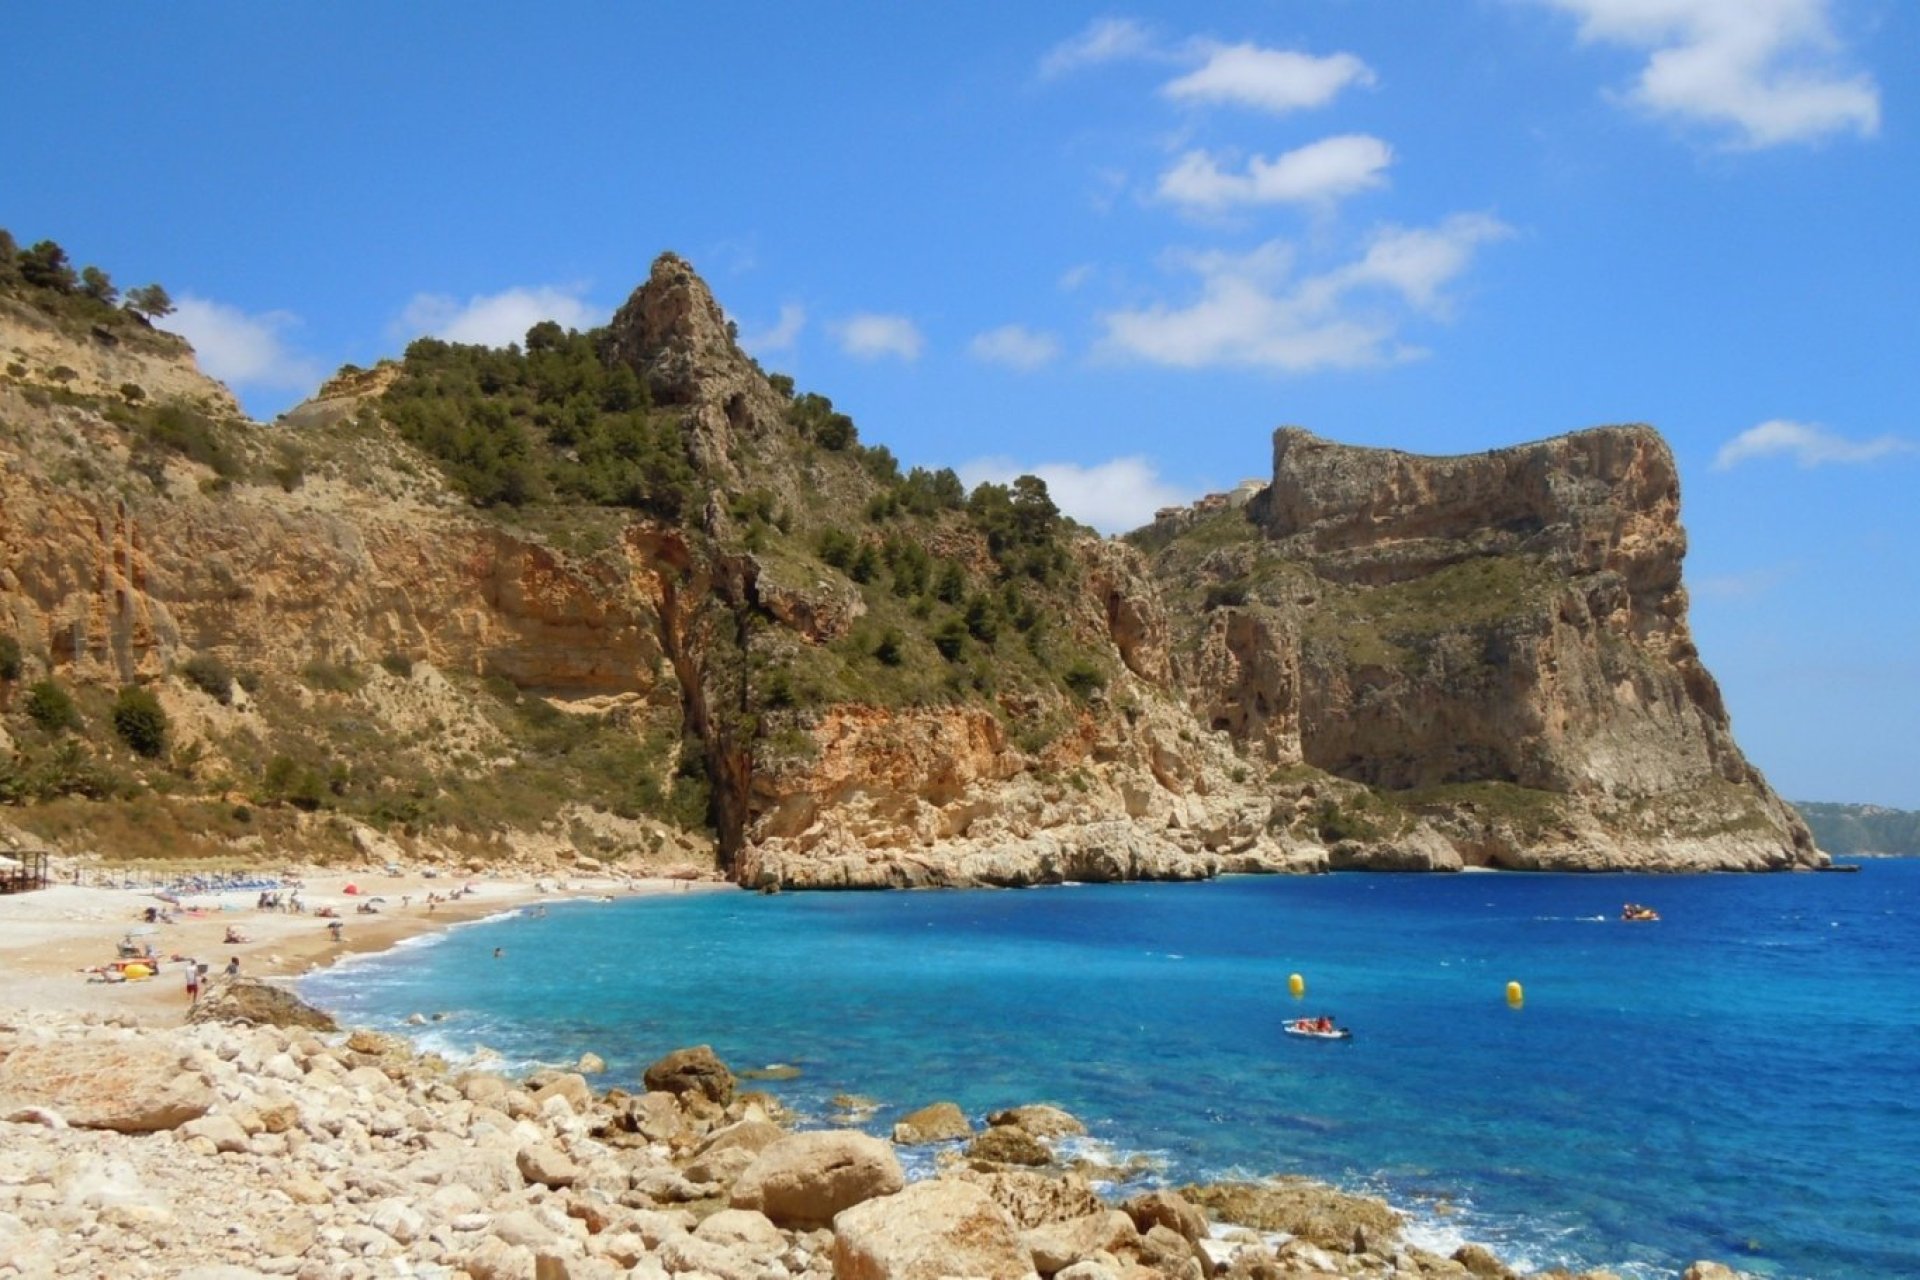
xmin=0 ymin=243 xmax=1821 ymax=887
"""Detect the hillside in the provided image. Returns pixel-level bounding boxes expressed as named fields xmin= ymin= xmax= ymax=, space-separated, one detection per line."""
xmin=0 ymin=235 xmax=1823 ymax=881
xmin=1793 ymin=802 xmax=1920 ymax=855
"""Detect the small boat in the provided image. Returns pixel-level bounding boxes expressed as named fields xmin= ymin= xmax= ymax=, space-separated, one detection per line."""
xmin=1620 ymin=903 xmax=1660 ymax=922
xmin=1284 ymin=1018 xmax=1352 ymax=1041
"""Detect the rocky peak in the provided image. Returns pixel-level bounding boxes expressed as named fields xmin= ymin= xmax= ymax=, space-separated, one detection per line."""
xmin=603 ymin=252 xmax=754 ymax=408
xmin=600 ymin=253 xmax=788 ymax=484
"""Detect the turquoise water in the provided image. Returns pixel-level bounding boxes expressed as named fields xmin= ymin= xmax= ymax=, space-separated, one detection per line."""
xmin=301 ymin=862 xmax=1920 ymax=1279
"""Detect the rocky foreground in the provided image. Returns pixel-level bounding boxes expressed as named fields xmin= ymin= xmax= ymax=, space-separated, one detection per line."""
xmin=0 ymin=983 xmax=1752 ymax=1280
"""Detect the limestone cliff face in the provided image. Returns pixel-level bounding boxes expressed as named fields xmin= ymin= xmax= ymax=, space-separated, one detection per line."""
xmin=0 ymin=257 xmax=1820 ymax=881
xmin=0 ymin=392 xmax=666 ymax=696
xmin=1165 ymin=428 xmax=1819 ymax=871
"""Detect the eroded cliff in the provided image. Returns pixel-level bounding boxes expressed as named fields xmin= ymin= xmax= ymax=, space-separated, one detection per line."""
xmin=0 ymin=253 xmax=1821 ymax=880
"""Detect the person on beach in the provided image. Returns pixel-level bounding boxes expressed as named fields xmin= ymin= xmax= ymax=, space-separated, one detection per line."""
xmin=224 ymin=956 xmax=240 ymax=977
xmin=185 ymin=962 xmax=200 ymax=1005
xmin=327 ymin=920 xmax=345 ymax=942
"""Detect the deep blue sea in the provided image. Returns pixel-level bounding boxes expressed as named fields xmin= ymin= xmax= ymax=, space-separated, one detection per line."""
xmin=301 ymin=862 xmax=1920 ymax=1279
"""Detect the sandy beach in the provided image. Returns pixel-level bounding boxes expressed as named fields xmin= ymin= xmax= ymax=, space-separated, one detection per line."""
xmin=0 ymin=860 xmax=729 ymax=1026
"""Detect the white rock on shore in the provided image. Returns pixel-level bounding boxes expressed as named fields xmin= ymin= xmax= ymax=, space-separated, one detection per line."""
xmin=0 ymin=1013 xmax=1726 ymax=1280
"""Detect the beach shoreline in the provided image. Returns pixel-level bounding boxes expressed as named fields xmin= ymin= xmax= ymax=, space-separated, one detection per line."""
xmin=0 ymin=857 xmax=733 ymax=1027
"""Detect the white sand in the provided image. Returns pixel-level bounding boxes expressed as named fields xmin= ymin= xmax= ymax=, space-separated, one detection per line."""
xmin=0 ymin=863 xmax=727 ymax=1025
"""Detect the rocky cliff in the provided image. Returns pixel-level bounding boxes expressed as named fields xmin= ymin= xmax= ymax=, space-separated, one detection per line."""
xmin=0 ymin=251 xmax=1822 ymax=881
xmin=1152 ymin=428 xmax=1819 ymax=870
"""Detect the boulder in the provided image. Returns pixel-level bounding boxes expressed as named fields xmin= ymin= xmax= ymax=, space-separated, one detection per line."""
xmin=684 ymin=1143 xmax=757 ymax=1187
xmin=1181 ymin=1178 xmax=1401 ymax=1252
xmin=1454 ymin=1241 xmax=1517 ymax=1277
xmin=610 ymin=1090 xmax=687 ymax=1143
xmin=891 ymin=1101 xmax=972 ymax=1145
xmin=642 ymin=1044 xmax=734 ymax=1106
xmin=1024 ymin=1210 xmax=1141 ymax=1277
xmin=0 ymin=1040 xmax=213 ymax=1133
xmin=693 ymin=1207 xmax=788 ymax=1260
xmin=188 ymin=977 xmax=337 ymax=1030
xmin=696 ymin=1118 xmax=787 ymax=1158
xmin=517 ymin=1142 xmax=582 ymax=1188
xmin=1053 ymin=1264 xmax=1121 ymax=1280
xmin=1136 ymin=1223 xmax=1206 ymax=1277
xmin=954 ymin=1169 xmax=1104 ymax=1229
xmin=532 ymin=1072 xmax=594 ymax=1115
xmin=462 ymin=1238 xmax=535 ymax=1280
xmin=730 ymin=1129 xmax=904 ymax=1229
xmin=987 ymin=1105 xmax=1087 ymax=1139
xmin=178 ymin=1113 xmax=250 ymax=1153
xmin=345 ymin=1028 xmax=407 ymax=1057
xmin=834 ymin=1178 xmax=1037 ymax=1280
xmin=1120 ymin=1189 xmax=1209 ymax=1248
xmin=658 ymin=1234 xmax=762 ymax=1280
xmin=577 ymin=1052 xmax=606 ymax=1074
xmin=1682 ymin=1266 xmax=1753 ymax=1280
xmin=966 ymin=1125 xmax=1053 ymax=1167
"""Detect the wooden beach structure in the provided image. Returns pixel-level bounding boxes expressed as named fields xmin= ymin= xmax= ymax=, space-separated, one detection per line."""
xmin=0 ymin=849 xmax=50 ymax=894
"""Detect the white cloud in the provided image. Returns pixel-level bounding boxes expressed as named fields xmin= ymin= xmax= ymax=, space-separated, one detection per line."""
xmin=959 ymin=455 xmax=1195 ymax=534
xmin=968 ymin=325 xmax=1063 ymax=372
xmin=400 ymin=285 xmax=602 ymax=348
xmin=1157 ymin=135 xmax=1393 ymax=211
xmin=1694 ymin=562 xmax=1800 ymax=601
xmin=1161 ymin=43 xmax=1375 ymax=114
xmin=168 ymin=296 xmax=323 ymax=391
xmin=832 ymin=313 xmax=924 ymax=362
xmin=1713 ymin=419 xmax=1915 ymax=470
xmin=1041 ymin=17 xmax=1157 ymax=78
xmin=1058 ymin=263 xmax=1097 ymax=292
xmin=1539 ymin=0 xmax=1879 ymax=146
xmin=1098 ymin=214 xmax=1510 ymax=372
xmin=739 ymin=303 xmax=806 ymax=354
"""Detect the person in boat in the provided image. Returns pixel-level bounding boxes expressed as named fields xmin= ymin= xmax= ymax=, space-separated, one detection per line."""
xmin=1317 ymin=1016 xmax=1334 ymax=1033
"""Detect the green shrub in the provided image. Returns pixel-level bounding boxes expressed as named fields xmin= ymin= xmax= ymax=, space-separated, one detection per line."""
xmin=25 ymin=680 xmax=78 ymax=732
xmin=1204 ymin=579 xmax=1249 ymax=610
xmin=0 ymin=634 xmax=21 ymax=682
xmin=181 ymin=653 xmax=234 ymax=704
xmin=270 ymin=444 xmax=306 ymax=492
xmin=380 ymin=652 xmax=415 ymax=678
xmin=932 ymin=618 xmax=968 ymax=662
xmin=818 ymin=527 xmax=856 ymax=570
xmin=1062 ymin=659 xmax=1105 ymax=699
xmin=964 ymin=595 xmax=1000 ymax=644
xmin=120 ymin=382 xmax=145 ymax=402
xmin=381 ymin=328 xmax=696 ymax=517
xmin=111 ymin=686 xmax=169 ymax=758
xmin=143 ymin=403 xmax=241 ymax=477
xmin=874 ymin=629 xmax=904 ymax=666
xmin=300 ymin=660 xmax=365 ymax=693
xmin=262 ymin=755 xmax=327 ymax=811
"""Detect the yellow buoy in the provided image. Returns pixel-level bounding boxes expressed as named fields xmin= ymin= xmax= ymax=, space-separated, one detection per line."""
xmin=123 ymin=963 xmax=151 ymax=980
xmin=1506 ymin=980 xmax=1524 ymax=1008
xmin=1288 ymin=972 xmax=1305 ymax=999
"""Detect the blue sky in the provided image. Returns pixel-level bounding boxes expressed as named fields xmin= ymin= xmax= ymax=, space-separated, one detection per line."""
xmin=4 ymin=2 xmax=1915 ymax=808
